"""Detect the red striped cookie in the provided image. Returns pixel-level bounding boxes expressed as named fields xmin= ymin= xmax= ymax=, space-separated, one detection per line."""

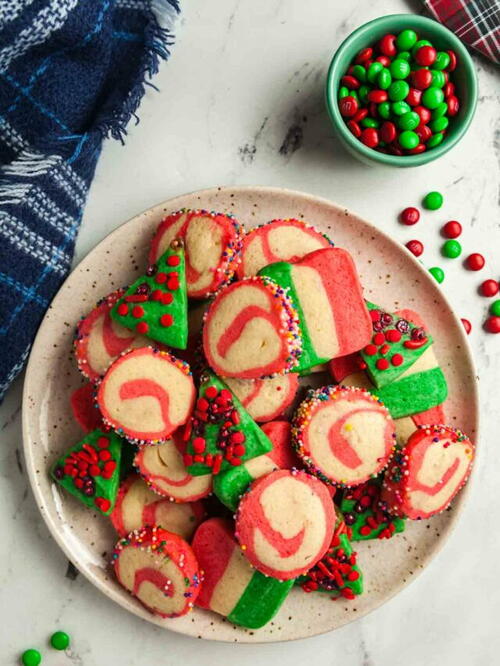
xmin=113 ymin=526 xmax=201 ymax=617
xmin=134 ymin=431 xmax=212 ymax=501
xmin=192 ymin=518 xmax=293 ymax=628
xmin=70 ymin=383 xmax=103 ymax=432
xmin=237 ymin=218 xmax=333 ymax=278
xmin=110 ymin=474 xmax=205 ymax=539
xmin=97 ymin=347 xmax=195 ymax=444
xmin=223 ymin=374 xmax=299 ymax=422
xmin=292 ymin=385 xmax=396 ymax=486
xmin=235 ymin=469 xmax=335 ymax=580
xmin=74 ymin=289 xmax=150 ymax=382
xmin=149 ymin=209 xmax=244 ymax=299
xmin=381 ymin=425 xmax=474 ymax=519
xmin=203 ymin=276 xmax=301 ymax=379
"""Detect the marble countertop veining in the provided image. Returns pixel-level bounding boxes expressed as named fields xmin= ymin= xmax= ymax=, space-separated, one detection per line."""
xmin=1 ymin=0 xmax=499 ymax=663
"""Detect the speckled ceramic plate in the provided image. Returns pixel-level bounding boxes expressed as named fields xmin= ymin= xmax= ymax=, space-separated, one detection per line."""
xmin=22 ymin=186 xmax=478 ymax=643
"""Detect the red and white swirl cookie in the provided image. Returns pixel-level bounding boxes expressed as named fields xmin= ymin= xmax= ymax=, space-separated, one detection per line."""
xmin=223 ymin=374 xmax=299 ymax=422
xmin=237 ymin=219 xmax=333 ymax=278
xmin=149 ymin=209 xmax=244 ymax=299
xmin=203 ymin=276 xmax=302 ymax=379
xmin=113 ymin=526 xmax=201 ymax=617
xmin=134 ymin=431 xmax=212 ymax=501
xmin=381 ymin=425 xmax=474 ymax=519
xmin=235 ymin=469 xmax=335 ymax=580
xmin=110 ymin=474 xmax=205 ymax=539
xmin=97 ymin=347 xmax=195 ymax=445
xmin=74 ymin=289 xmax=150 ymax=382
xmin=292 ymin=385 xmax=396 ymax=486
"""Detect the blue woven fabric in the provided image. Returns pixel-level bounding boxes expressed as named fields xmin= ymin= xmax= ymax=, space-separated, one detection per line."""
xmin=0 ymin=0 xmax=179 ymax=402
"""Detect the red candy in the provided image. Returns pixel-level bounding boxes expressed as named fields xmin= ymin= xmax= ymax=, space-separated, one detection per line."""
xmin=373 ymin=332 xmax=385 ymax=345
xmin=355 ymin=47 xmax=373 ymax=64
xmin=406 ymin=88 xmax=422 ymax=106
xmin=136 ymin=321 xmax=148 ymax=334
xmin=379 ymin=34 xmax=397 ymax=57
xmin=461 ymin=318 xmax=471 ymax=335
xmin=415 ymin=45 xmax=437 ymax=66
xmin=160 ymin=313 xmax=174 ymax=327
xmin=447 ymin=95 xmax=460 ymax=116
xmin=117 ymin=303 xmax=128 ymax=316
xmin=442 ymin=220 xmax=462 ymax=238
xmin=339 ymin=96 xmax=359 ymax=117
xmin=368 ymin=90 xmax=387 ymax=103
xmin=480 ymin=279 xmax=499 ymax=297
xmin=400 ymin=207 xmax=420 ymax=226
xmin=411 ymin=68 xmax=432 ymax=90
xmin=485 ymin=316 xmax=500 ymax=334
xmin=405 ymin=239 xmax=424 ymax=257
xmin=347 ymin=120 xmax=361 ymax=138
xmin=380 ymin=121 xmax=396 ymax=143
xmin=360 ymin=127 xmax=379 ymax=148
xmin=444 ymin=82 xmax=455 ymax=98
xmin=132 ymin=305 xmax=144 ymax=318
xmin=352 ymin=108 xmax=368 ymax=122
xmin=465 ymin=253 xmax=485 ymax=271
xmin=414 ymin=105 xmax=431 ymax=124
xmin=447 ymin=50 xmax=457 ymax=71
xmin=415 ymin=125 xmax=432 ymax=143
xmin=407 ymin=143 xmax=426 ymax=154
xmin=376 ymin=358 xmax=390 ymax=371
xmin=391 ymin=353 xmax=403 ymax=366
xmin=341 ymin=75 xmax=360 ymax=90
xmin=375 ymin=55 xmax=391 ymax=67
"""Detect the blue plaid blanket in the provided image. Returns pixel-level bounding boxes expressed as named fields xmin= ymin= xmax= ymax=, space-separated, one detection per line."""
xmin=0 ymin=0 xmax=179 ymax=402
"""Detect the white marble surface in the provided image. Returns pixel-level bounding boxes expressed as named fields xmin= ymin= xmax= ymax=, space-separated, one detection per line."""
xmin=1 ymin=0 xmax=499 ymax=663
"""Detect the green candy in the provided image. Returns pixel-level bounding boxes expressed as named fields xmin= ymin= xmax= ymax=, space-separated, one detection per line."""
xmin=490 ymin=300 xmax=500 ymax=317
xmin=398 ymin=111 xmax=420 ymax=131
xmin=21 ymin=650 xmax=41 ymax=666
xmin=430 ymin=116 xmax=449 ymax=132
xmin=358 ymin=84 xmax=370 ymax=103
xmin=412 ymin=39 xmax=432 ymax=56
xmin=442 ymin=240 xmax=462 ymax=258
xmin=397 ymin=50 xmax=411 ymax=62
xmin=399 ymin=130 xmax=419 ymax=149
xmin=352 ymin=64 xmax=366 ymax=82
xmin=431 ymin=102 xmax=448 ymax=119
xmin=367 ymin=61 xmax=383 ymax=83
xmin=429 ymin=266 xmax=445 ymax=283
xmin=338 ymin=86 xmax=349 ymax=99
xmin=423 ymin=190 xmax=443 ymax=210
xmin=390 ymin=59 xmax=410 ymax=80
xmin=377 ymin=68 xmax=392 ymax=90
xmin=50 ymin=632 xmax=70 ymax=651
xmin=434 ymin=51 xmax=450 ymax=70
xmin=422 ymin=86 xmax=444 ymax=109
xmin=349 ymin=89 xmax=359 ymax=101
xmin=392 ymin=100 xmax=410 ymax=116
xmin=361 ymin=117 xmax=379 ymax=128
xmin=396 ymin=29 xmax=418 ymax=51
xmin=378 ymin=101 xmax=392 ymax=119
xmin=427 ymin=132 xmax=444 ymax=147
xmin=388 ymin=80 xmax=409 ymax=101
xmin=430 ymin=69 xmax=446 ymax=88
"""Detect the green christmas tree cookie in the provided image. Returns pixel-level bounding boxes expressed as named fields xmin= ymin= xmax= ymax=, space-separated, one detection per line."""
xmin=184 ymin=373 xmax=273 ymax=477
xmin=340 ymin=477 xmax=406 ymax=541
xmin=51 ymin=428 xmax=123 ymax=515
xmin=296 ymin=520 xmax=363 ymax=599
xmin=110 ymin=240 xmax=188 ymax=349
xmin=360 ymin=302 xmax=433 ymax=388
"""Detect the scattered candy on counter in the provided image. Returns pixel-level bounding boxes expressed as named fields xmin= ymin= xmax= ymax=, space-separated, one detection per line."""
xmin=50 ymin=631 xmax=70 ymax=651
xmin=405 ymin=239 xmax=424 ymax=257
xmin=400 ymin=206 xmax=420 ymax=225
xmin=442 ymin=220 xmax=462 ymax=238
xmin=490 ymin=300 xmax=500 ymax=317
xmin=429 ymin=266 xmax=445 ymax=283
xmin=422 ymin=190 xmax=443 ymax=210
xmin=339 ymin=34 xmax=459 ymax=155
xmin=465 ymin=253 xmax=485 ymax=271
xmin=441 ymin=239 xmax=462 ymax=259
xmin=479 ymin=279 xmax=499 ymax=297
xmin=21 ymin=649 xmax=41 ymax=666
xmin=485 ymin=316 xmax=500 ymax=334
xmin=20 ymin=630 xmax=71 ymax=664
xmin=461 ymin=318 xmax=472 ymax=334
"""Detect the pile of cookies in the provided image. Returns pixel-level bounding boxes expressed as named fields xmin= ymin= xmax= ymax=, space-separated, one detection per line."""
xmin=51 ymin=209 xmax=474 ymax=629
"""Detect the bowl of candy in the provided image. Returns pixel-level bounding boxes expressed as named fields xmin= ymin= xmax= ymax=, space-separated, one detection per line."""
xmin=325 ymin=14 xmax=478 ymax=167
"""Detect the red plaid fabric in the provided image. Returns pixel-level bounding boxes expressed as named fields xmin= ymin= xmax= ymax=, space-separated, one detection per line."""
xmin=424 ymin=0 xmax=500 ymax=63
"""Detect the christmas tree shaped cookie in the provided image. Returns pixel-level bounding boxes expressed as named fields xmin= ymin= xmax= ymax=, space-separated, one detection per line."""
xmin=340 ymin=477 xmax=406 ymax=541
xmin=51 ymin=428 xmax=123 ymax=515
xmin=110 ymin=240 xmax=188 ymax=349
xmin=359 ymin=302 xmax=433 ymax=389
xmin=184 ymin=373 xmax=273 ymax=476
xmin=296 ymin=519 xmax=363 ymax=600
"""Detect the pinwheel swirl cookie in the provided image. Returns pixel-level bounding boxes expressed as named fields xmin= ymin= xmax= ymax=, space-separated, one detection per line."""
xmin=223 ymin=374 xmax=299 ymax=422
xmin=237 ymin=218 xmax=333 ymax=278
xmin=381 ymin=425 xmax=474 ymax=519
xmin=149 ymin=209 xmax=244 ymax=299
xmin=110 ymin=474 xmax=205 ymax=539
xmin=203 ymin=276 xmax=301 ymax=379
xmin=235 ymin=469 xmax=335 ymax=580
xmin=292 ymin=385 xmax=396 ymax=487
xmin=74 ymin=289 xmax=150 ymax=382
xmin=97 ymin=347 xmax=195 ymax=444
xmin=113 ymin=526 xmax=202 ymax=618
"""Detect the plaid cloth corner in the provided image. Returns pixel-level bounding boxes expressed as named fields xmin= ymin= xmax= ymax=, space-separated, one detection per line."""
xmin=0 ymin=0 xmax=179 ymax=402
xmin=424 ymin=0 xmax=500 ymax=63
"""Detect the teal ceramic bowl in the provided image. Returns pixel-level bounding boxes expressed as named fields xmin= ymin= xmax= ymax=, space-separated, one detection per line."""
xmin=325 ymin=14 xmax=478 ymax=167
